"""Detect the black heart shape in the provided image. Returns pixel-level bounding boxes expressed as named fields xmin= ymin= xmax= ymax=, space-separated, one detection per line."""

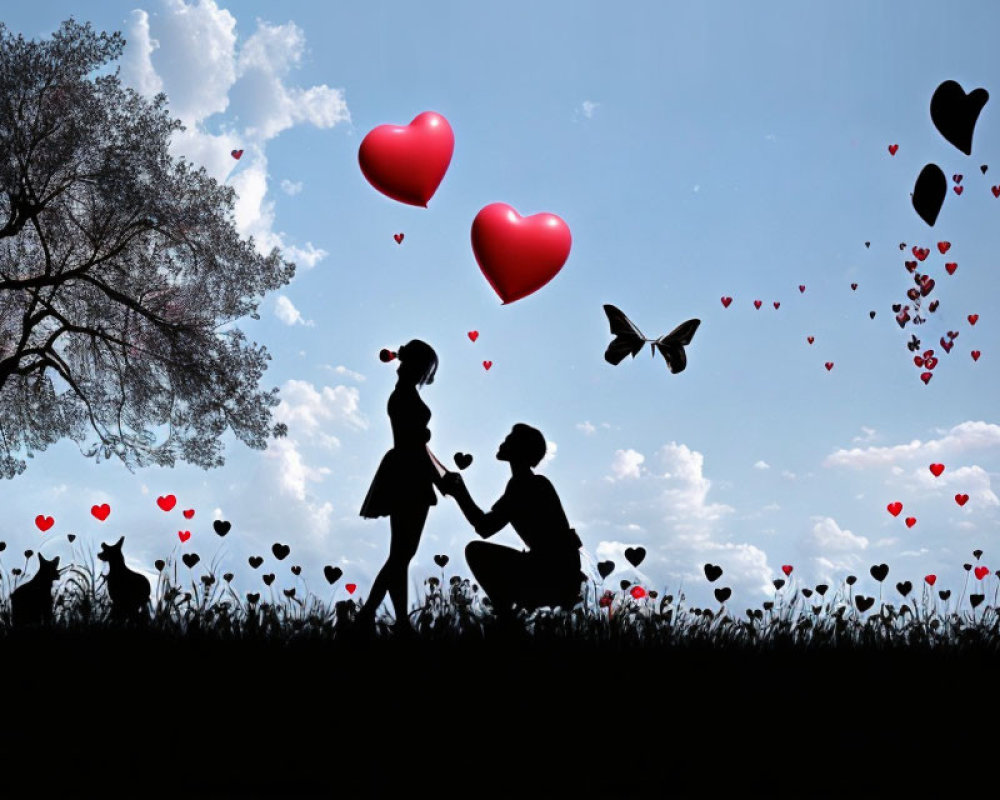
xmin=802 ymin=588 xmax=813 ymax=598
xmin=773 ymin=579 xmax=785 ymax=590
xmin=272 ymin=543 xmax=290 ymax=561
xmin=0 ymin=541 xmax=5 ymax=551
xmin=154 ymin=559 xmax=165 ymax=571
xmin=619 ymin=579 xmax=631 ymax=590
xmin=223 ymin=572 xmax=233 ymax=582
xmin=434 ymin=554 xmax=449 ymax=568
xmin=865 ymin=242 xmax=870 ymax=248
xmin=912 ymin=163 xmax=947 ymax=227
xmin=899 ymin=243 xmax=906 ymax=251
xmin=246 ymin=592 xmax=260 ymax=604
xmin=182 ymin=553 xmax=200 ymax=569
xmin=714 ymin=587 xmax=732 ymax=603
xmin=930 ymin=80 xmax=989 ymax=155
xmin=703 ymin=563 xmax=723 ymax=582
xmin=973 ymin=549 xmax=983 ymax=560
xmin=291 ymin=565 xmax=301 ymax=576
xmin=324 ymin=565 xmax=343 ymax=585
xmin=870 ymin=563 xmax=889 ymax=582
xmin=763 ymin=602 xmax=773 ymax=611
xmin=896 ymin=581 xmax=912 ymax=597
xmin=870 ymin=311 xmax=876 ymax=319
xmin=855 ymin=595 xmax=875 ymax=612
xmin=67 ymin=534 xmax=76 ymax=543
xmin=454 ymin=452 xmax=473 ymax=471
xmin=981 ymin=165 xmax=988 ymax=174
xmin=892 ymin=304 xmax=902 ymax=313
xmin=263 ymin=573 xmax=275 ymax=586
xmin=249 ymin=556 xmax=263 ymax=569
xmin=939 ymin=589 xmax=951 ymax=600
xmin=283 ymin=588 xmax=296 ymax=598
xmin=648 ymin=590 xmax=658 ymax=600
xmin=213 ymin=520 xmax=231 ymax=537
xmin=970 ymin=593 xmax=985 ymax=609
xmin=597 ymin=560 xmax=615 ymax=579
xmin=815 ymin=584 xmax=828 ymax=596
xmin=846 ymin=575 xmax=857 ymax=585
xmin=624 ymin=546 xmax=646 ymax=568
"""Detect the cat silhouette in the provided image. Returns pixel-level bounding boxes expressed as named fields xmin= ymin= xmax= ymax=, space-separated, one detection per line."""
xmin=97 ymin=536 xmax=151 ymax=622
xmin=10 ymin=553 xmax=61 ymax=626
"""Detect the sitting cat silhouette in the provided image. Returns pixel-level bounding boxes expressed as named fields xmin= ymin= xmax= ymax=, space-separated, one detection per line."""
xmin=97 ymin=536 xmax=151 ymax=622
xmin=10 ymin=553 xmax=61 ymax=626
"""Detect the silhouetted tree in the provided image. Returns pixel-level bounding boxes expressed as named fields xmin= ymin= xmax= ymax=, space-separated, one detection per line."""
xmin=0 ymin=19 xmax=291 ymax=478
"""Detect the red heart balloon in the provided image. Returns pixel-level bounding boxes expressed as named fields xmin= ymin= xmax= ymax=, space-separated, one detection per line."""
xmin=992 ymin=186 xmax=1000 ymax=198
xmin=721 ymin=296 xmax=733 ymax=308
xmin=773 ymin=301 xmax=780 ymax=309
xmin=945 ymin=262 xmax=957 ymax=275
xmin=824 ymin=361 xmax=834 ymax=371
xmin=346 ymin=583 xmax=357 ymax=594
xmin=851 ymin=283 xmax=858 ymax=291
xmin=393 ymin=233 xmax=404 ymax=244
xmin=482 ymin=360 xmax=493 ymax=371
xmin=968 ymin=314 xmax=979 ymax=325
xmin=782 ymin=565 xmax=793 ymax=576
xmin=955 ymin=493 xmax=969 ymax=506
xmin=937 ymin=241 xmax=951 ymax=254
xmin=913 ymin=356 xmax=926 ymax=367
xmin=231 ymin=149 xmax=243 ymax=160
xmin=157 ymin=495 xmax=176 ymax=512
xmin=468 ymin=330 xmax=479 ymax=342
xmin=925 ymin=356 xmax=939 ymax=370
xmin=888 ymin=144 xmax=898 ymax=155
xmin=920 ymin=371 xmax=933 ymax=384
xmin=971 ymin=350 xmax=981 ymax=361
xmin=887 ymin=502 xmax=903 ymax=517
xmin=91 ymin=503 xmax=111 ymax=521
xmin=471 ymin=203 xmax=571 ymax=304
xmin=35 ymin=514 xmax=55 ymax=532
xmin=183 ymin=509 xmax=195 ymax=519
xmin=975 ymin=566 xmax=989 ymax=580
xmin=178 ymin=530 xmax=191 ymax=543
xmin=904 ymin=260 xmax=917 ymax=272
xmin=807 ymin=336 xmax=814 ymax=344
xmin=924 ymin=574 xmax=936 ymax=586
xmin=358 ymin=111 xmax=454 ymax=207
xmin=954 ymin=185 xmax=963 ymax=195
xmin=905 ymin=517 xmax=917 ymax=528
xmin=799 ymin=285 xmax=805 ymax=293
xmin=753 ymin=300 xmax=762 ymax=309
xmin=929 ymin=463 xmax=945 ymax=477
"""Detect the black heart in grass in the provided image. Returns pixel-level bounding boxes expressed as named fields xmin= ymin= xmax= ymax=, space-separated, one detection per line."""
xmin=970 ymin=593 xmax=985 ymax=609
xmin=283 ymin=588 xmax=296 ymax=599
xmin=272 ymin=543 xmax=290 ymax=560
xmin=939 ymin=590 xmax=951 ymax=600
xmin=619 ymin=579 xmax=631 ymax=590
xmin=624 ymin=547 xmax=646 ymax=568
xmin=855 ymin=596 xmax=875 ymax=612
xmin=223 ymin=572 xmax=233 ymax=582
xmin=773 ymin=579 xmax=785 ymax=590
xmin=182 ymin=553 xmax=200 ymax=569
xmin=846 ymin=575 xmax=857 ymax=585
xmin=714 ymin=587 xmax=732 ymax=603
xmin=67 ymin=534 xmax=76 ymax=543
xmin=802 ymin=588 xmax=813 ymax=598
xmin=930 ymin=80 xmax=990 ymax=156
xmin=263 ymin=573 xmax=275 ymax=586
xmin=896 ymin=581 xmax=912 ymax=597
xmin=291 ymin=565 xmax=301 ymax=576
xmin=454 ymin=452 xmax=473 ymax=470
xmin=870 ymin=563 xmax=889 ymax=582
xmin=597 ymin=560 xmax=615 ymax=579
xmin=324 ymin=565 xmax=343 ymax=584
xmin=973 ymin=549 xmax=983 ymax=560
xmin=247 ymin=593 xmax=260 ymax=604
xmin=434 ymin=554 xmax=449 ymax=568
xmin=154 ymin=559 xmax=165 ymax=571
xmin=248 ymin=556 xmax=263 ymax=569
xmin=704 ymin=563 xmax=723 ymax=582
xmin=213 ymin=520 xmax=231 ymax=537
xmin=763 ymin=602 xmax=773 ymax=611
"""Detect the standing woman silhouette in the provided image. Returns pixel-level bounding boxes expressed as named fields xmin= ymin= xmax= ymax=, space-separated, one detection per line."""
xmin=359 ymin=340 xmax=446 ymax=632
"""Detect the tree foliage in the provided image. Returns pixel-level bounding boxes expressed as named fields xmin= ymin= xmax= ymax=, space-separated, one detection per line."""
xmin=0 ymin=19 xmax=293 ymax=479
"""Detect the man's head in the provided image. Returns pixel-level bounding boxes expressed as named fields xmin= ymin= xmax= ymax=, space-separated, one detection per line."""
xmin=496 ymin=423 xmax=547 ymax=468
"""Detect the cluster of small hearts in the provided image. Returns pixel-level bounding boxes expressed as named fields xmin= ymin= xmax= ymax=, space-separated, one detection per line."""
xmin=357 ymin=111 xmax=571 ymax=307
xmin=883 ymin=462 xmax=972 ymax=530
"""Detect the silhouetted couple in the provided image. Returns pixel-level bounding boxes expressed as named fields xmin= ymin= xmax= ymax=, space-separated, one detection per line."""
xmin=358 ymin=339 xmax=583 ymax=633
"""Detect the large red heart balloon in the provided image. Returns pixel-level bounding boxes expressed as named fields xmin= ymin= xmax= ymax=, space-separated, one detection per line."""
xmin=471 ymin=203 xmax=572 ymax=304
xmin=358 ymin=111 xmax=454 ymax=207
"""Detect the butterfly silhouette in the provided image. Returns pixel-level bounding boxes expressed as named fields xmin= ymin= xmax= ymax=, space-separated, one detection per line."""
xmin=603 ymin=304 xmax=700 ymax=373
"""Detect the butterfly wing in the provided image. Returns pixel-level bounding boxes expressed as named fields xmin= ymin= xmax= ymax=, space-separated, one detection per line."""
xmin=653 ymin=319 xmax=701 ymax=373
xmin=604 ymin=304 xmax=646 ymax=365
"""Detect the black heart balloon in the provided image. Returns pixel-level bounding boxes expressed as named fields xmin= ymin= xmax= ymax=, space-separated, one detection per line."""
xmin=703 ymin=563 xmax=723 ymax=582
xmin=597 ymin=560 xmax=615 ymax=579
xmin=454 ymin=452 xmax=473 ymax=470
xmin=855 ymin=595 xmax=875 ymax=612
xmin=324 ymin=565 xmax=343 ymax=584
xmin=213 ymin=520 xmax=231 ymax=537
xmin=870 ymin=563 xmax=889 ymax=582
xmin=434 ymin=554 xmax=449 ymax=568
xmin=249 ymin=556 xmax=263 ymax=569
xmin=272 ymin=543 xmax=290 ymax=561
xmin=912 ymin=163 xmax=947 ymax=226
xmin=624 ymin=546 xmax=646 ymax=568
xmin=930 ymin=80 xmax=989 ymax=155
xmin=714 ymin=587 xmax=732 ymax=603
xmin=182 ymin=553 xmax=200 ymax=569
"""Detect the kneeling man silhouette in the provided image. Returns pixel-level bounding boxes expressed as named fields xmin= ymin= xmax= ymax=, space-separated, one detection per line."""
xmin=440 ymin=424 xmax=585 ymax=618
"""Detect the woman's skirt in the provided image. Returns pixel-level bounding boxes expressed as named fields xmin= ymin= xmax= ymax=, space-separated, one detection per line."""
xmin=359 ymin=447 xmax=438 ymax=519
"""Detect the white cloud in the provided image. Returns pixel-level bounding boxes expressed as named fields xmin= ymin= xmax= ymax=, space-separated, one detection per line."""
xmin=912 ymin=464 xmax=1000 ymax=507
xmin=825 ymin=421 xmax=1000 ymax=469
xmin=324 ymin=365 xmax=366 ymax=382
xmin=781 ymin=470 xmax=796 ymax=480
xmin=274 ymin=379 xmax=368 ymax=434
xmin=280 ymin=179 xmax=303 ymax=196
xmin=810 ymin=516 xmax=869 ymax=551
xmin=274 ymin=295 xmax=314 ymax=327
xmin=580 ymin=100 xmax=599 ymax=119
xmin=120 ymin=11 xmax=164 ymax=98
xmin=539 ymin=440 xmax=557 ymax=468
xmin=609 ymin=448 xmax=644 ymax=480
xmin=753 ymin=460 xmax=770 ymax=470
xmin=853 ymin=426 xmax=877 ymax=444
xmin=657 ymin=443 xmax=733 ymax=529
xmin=264 ymin=437 xmax=331 ymax=502
xmin=577 ymin=421 xmax=596 ymax=436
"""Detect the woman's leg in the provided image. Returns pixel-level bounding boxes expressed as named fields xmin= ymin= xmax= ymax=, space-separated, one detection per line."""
xmin=385 ymin=504 xmax=428 ymax=629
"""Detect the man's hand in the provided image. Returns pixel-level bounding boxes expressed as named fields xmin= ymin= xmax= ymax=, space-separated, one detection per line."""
xmin=439 ymin=471 xmax=465 ymax=497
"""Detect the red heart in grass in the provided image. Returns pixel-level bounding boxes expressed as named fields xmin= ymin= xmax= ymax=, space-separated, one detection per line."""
xmin=937 ymin=241 xmax=951 ymax=254
xmin=888 ymin=144 xmax=899 ymax=155
xmin=178 ymin=530 xmax=191 ymax=543
xmin=807 ymin=336 xmax=814 ymax=344
xmin=630 ymin=585 xmax=647 ymax=599
xmin=954 ymin=185 xmax=964 ymax=195
xmin=471 ymin=203 xmax=572 ymax=304
xmin=345 ymin=583 xmax=357 ymax=594
xmin=358 ymin=111 xmax=454 ymax=207
xmin=945 ymin=262 xmax=957 ymax=275
xmin=921 ymin=371 xmax=933 ymax=384
xmin=905 ymin=517 xmax=917 ymax=528
xmin=231 ymin=149 xmax=243 ymax=160
xmin=904 ymin=260 xmax=917 ymax=272
xmin=782 ymin=565 xmax=793 ymax=576
xmin=992 ymin=186 xmax=1000 ymax=198
xmin=468 ymin=330 xmax=479 ymax=342
xmin=851 ymin=283 xmax=858 ymax=291
xmin=157 ymin=495 xmax=176 ymax=512
xmin=721 ymin=296 xmax=733 ymax=308
xmin=824 ymin=362 xmax=834 ymax=371
xmin=914 ymin=356 xmax=926 ymax=367
xmin=912 ymin=247 xmax=929 ymax=261
xmin=91 ymin=503 xmax=111 ymax=521
xmin=925 ymin=574 xmax=937 ymax=586
xmin=887 ymin=502 xmax=903 ymax=517
xmin=971 ymin=350 xmax=981 ymax=361
xmin=753 ymin=300 xmax=762 ymax=309
xmin=483 ymin=361 xmax=492 ymax=370
xmin=924 ymin=356 xmax=939 ymax=370
xmin=799 ymin=285 xmax=805 ymax=293
xmin=956 ymin=493 xmax=970 ymax=506
xmin=975 ymin=566 xmax=989 ymax=580
xmin=35 ymin=515 xmax=54 ymax=532
xmin=968 ymin=314 xmax=979 ymax=325
xmin=183 ymin=509 xmax=195 ymax=519
xmin=393 ymin=233 xmax=404 ymax=244
xmin=929 ymin=463 xmax=945 ymax=477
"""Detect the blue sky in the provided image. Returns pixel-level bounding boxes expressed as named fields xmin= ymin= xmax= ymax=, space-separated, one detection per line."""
xmin=3 ymin=0 xmax=1000 ymax=611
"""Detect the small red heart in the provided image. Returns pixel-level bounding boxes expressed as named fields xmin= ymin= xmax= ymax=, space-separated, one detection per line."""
xmin=940 ymin=338 xmax=953 ymax=353
xmin=91 ymin=503 xmax=111 ymax=521
xmin=954 ymin=185 xmax=963 ymax=195
xmin=183 ymin=509 xmax=195 ymax=519
xmin=888 ymin=144 xmax=898 ymax=155
xmin=904 ymin=260 xmax=917 ymax=272
xmin=753 ymin=300 xmax=762 ymax=309
xmin=807 ymin=336 xmax=814 ymax=344
xmin=393 ymin=233 xmax=404 ymax=244
xmin=937 ymin=241 xmax=951 ymax=254
xmin=178 ymin=530 xmax=191 ymax=543
xmin=928 ymin=300 xmax=939 ymax=312
xmin=231 ymin=149 xmax=243 ymax=160
xmin=35 ymin=514 xmax=55 ymax=532
xmin=952 ymin=174 xmax=962 ymax=184
xmin=483 ymin=361 xmax=492 ymax=370
xmin=887 ymin=502 xmax=903 ymax=517
xmin=907 ymin=288 xmax=920 ymax=301
xmin=629 ymin=585 xmax=647 ymax=599
xmin=912 ymin=247 xmax=929 ymax=261
xmin=773 ymin=301 xmax=780 ymax=309
xmin=922 ymin=349 xmax=934 ymax=359
xmin=782 ymin=565 xmax=793 ymax=576
xmin=975 ymin=566 xmax=989 ymax=580
xmin=924 ymin=356 xmax=939 ymax=370
xmin=992 ymin=186 xmax=1000 ymax=198
xmin=948 ymin=331 xmax=959 ymax=340
xmin=799 ymin=285 xmax=805 ymax=293
xmin=721 ymin=296 xmax=733 ymax=308
xmin=920 ymin=277 xmax=935 ymax=296
xmin=824 ymin=362 xmax=834 ymax=371
xmin=971 ymin=350 xmax=981 ymax=361
xmin=346 ymin=583 xmax=357 ymax=594
xmin=955 ymin=493 xmax=970 ymax=506
xmin=913 ymin=356 xmax=926 ymax=367
xmin=157 ymin=495 xmax=176 ymax=512
xmin=929 ymin=463 xmax=945 ymax=477
xmin=468 ymin=330 xmax=479 ymax=342
xmin=920 ymin=371 xmax=933 ymax=384
xmin=851 ymin=283 xmax=858 ymax=291
xmin=905 ymin=517 xmax=917 ymax=528
xmin=945 ymin=262 xmax=957 ymax=275
xmin=968 ymin=314 xmax=979 ymax=325
xmin=925 ymin=574 xmax=937 ymax=586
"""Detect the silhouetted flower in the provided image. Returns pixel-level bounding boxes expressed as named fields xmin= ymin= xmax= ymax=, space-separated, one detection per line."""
xmin=630 ymin=586 xmax=647 ymax=599
xmin=599 ymin=590 xmax=614 ymax=609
